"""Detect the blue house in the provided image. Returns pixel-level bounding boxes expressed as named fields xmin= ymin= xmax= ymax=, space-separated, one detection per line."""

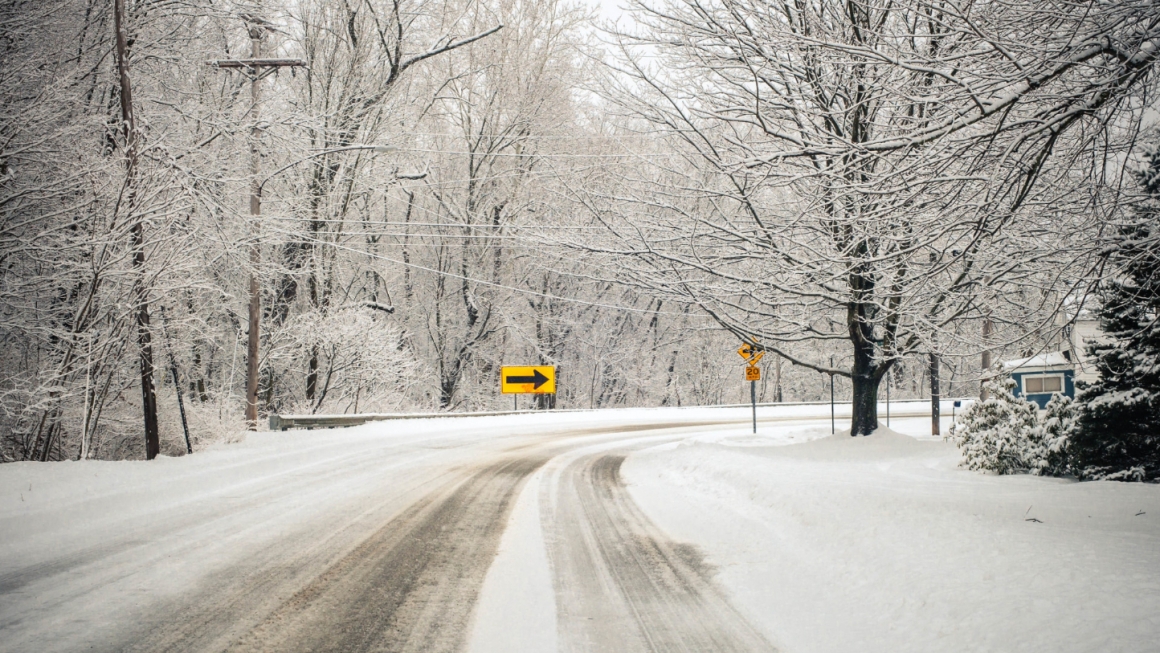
xmin=1001 ymin=352 xmax=1075 ymax=409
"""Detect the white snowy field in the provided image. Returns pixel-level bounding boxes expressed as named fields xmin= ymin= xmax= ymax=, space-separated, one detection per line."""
xmin=1 ymin=401 xmax=1157 ymax=652
xmin=622 ymin=416 xmax=1160 ymax=653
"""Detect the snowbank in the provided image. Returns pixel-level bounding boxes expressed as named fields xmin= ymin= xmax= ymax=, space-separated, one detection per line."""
xmin=623 ymin=416 xmax=1160 ymax=653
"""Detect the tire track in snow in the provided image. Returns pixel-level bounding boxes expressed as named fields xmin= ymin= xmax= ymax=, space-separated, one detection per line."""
xmin=547 ymin=452 xmax=777 ymax=652
xmin=223 ymin=454 xmax=549 ymax=653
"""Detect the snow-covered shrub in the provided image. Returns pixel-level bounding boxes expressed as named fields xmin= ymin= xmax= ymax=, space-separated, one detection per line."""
xmin=1028 ymin=393 xmax=1074 ymax=477
xmin=949 ymin=378 xmax=1040 ymax=474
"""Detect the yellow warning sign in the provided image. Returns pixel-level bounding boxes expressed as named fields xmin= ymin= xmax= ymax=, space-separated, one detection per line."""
xmin=501 ymin=366 xmax=556 ymax=394
xmin=745 ymin=365 xmax=761 ymax=382
xmin=738 ymin=342 xmax=764 ymax=365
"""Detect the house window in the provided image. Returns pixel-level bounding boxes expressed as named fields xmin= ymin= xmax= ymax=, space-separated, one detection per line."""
xmin=1024 ymin=375 xmax=1063 ymax=394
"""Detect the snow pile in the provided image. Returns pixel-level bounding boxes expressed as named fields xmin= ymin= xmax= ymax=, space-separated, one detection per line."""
xmin=623 ymin=417 xmax=1160 ymax=653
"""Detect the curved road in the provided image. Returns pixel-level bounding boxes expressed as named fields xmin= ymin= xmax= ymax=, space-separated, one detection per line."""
xmin=0 ymin=414 xmax=807 ymax=652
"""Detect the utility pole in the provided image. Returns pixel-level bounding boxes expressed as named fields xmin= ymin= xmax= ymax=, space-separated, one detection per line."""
xmin=207 ymin=20 xmax=305 ymax=429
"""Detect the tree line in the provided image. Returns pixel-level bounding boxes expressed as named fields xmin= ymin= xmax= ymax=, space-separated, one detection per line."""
xmin=2 ymin=0 xmax=1157 ymax=461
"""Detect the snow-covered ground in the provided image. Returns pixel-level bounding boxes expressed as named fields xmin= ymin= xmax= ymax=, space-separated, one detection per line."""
xmin=2 ymin=401 xmax=1157 ymax=652
xmin=623 ymin=416 xmax=1160 ymax=653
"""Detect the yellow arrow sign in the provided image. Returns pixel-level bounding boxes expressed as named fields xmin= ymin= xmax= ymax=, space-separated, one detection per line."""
xmin=501 ymin=366 xmax=557 ymax=394
xmin=737 ymin=343 xmax=755 ymax=360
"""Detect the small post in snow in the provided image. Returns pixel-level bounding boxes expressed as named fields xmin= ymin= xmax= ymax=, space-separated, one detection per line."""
xmin=830 ymin=356 xmax=835 ymax=434
xmin=750 ymin=374 xmax=757 ymax=434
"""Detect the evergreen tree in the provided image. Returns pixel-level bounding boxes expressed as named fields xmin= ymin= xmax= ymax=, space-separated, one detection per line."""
xmin=1069 ymin=148 xmax=1160 ymax=482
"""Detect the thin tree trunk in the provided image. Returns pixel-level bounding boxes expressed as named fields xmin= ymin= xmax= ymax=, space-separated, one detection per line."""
xmin=775 ymin=354 xmax=783 ymax=403
xmin=980 ymin=317 xmax=993 ymax=400
xmin=306 ymin=344 xmax=318 ymax=403
xmin=930 ymin=352 xmax=941 ymax=436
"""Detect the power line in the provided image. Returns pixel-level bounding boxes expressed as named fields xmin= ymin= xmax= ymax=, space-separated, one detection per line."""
xmin=276 ymin=231 xmax=696 ymax=317
xmin=282 ymin=231 xmax=537 ymax=240
xmin=266 ymin=217 xmax=602 ymax=230
xmin=400 ymin=147 xmax=677 ymax=159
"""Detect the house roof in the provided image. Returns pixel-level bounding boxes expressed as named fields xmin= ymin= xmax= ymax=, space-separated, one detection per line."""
xmin=1001 ymin=351 xmax=1073 ymax=372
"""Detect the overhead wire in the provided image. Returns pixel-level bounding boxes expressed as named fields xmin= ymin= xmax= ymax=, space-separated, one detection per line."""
xmin=399 ymin=147 xmax=679 ymax=159
xmin=265 ymin=217 xmax=602 ymax=230
xmin=269 ymin=227 xmax=696 ymax=317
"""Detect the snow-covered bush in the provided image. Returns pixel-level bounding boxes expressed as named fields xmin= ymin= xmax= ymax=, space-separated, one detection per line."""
xmin=949 ymin=378 xmax=1041 ymax=474
xmin=1028 ymin=393 xmax=1075 ymax=477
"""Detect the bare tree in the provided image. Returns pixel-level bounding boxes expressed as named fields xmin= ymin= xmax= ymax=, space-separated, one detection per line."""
xmin=582 ymin=0 xmax=1158 ymax=434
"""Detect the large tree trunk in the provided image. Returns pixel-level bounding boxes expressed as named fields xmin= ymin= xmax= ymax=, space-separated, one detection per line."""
xmin=850 ymin=338 xmax=880 ymax=436
xmin=114 ymin=0 xmax=159 ymax=459
xmin=135 ymin=247 xmax=160 ymax=459
xmin=848 ymin=262 xmax=880 ymax=436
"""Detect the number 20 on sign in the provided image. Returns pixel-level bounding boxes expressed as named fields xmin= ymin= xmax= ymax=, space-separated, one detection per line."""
xmin=745 ymin=365 xmax=761 ymax=382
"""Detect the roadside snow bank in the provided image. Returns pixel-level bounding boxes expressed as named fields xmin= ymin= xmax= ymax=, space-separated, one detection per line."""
xmin=623 ymin=417 xmax=1160 ymax=653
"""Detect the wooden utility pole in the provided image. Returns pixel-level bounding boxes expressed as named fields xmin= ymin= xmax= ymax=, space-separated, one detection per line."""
xmin=114 ymin=0 xmax=160 ymax=459
xmin=207 ymin=22 xmax=305 ymax=429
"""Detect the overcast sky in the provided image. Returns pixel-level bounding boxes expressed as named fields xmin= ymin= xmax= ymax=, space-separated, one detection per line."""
xmin=589 ymin=0 xmax=629 ymax=23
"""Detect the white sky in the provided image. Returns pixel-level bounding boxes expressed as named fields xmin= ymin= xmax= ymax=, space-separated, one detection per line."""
xmin=588 ymin=0 xmax=629 ymax=23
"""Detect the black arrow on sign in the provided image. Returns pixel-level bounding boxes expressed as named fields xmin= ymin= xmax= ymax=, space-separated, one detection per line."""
xmin=506 ymin=369 xmax=550 ymax=389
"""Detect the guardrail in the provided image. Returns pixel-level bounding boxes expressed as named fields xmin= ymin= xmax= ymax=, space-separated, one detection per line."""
xmin=269 ymin=410 xmax=527 ymax=431
xmin=270 ymin=398 xmax=972 ymax=432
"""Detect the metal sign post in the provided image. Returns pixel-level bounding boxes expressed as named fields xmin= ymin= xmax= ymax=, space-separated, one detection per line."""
xmin=830 ymin=355 xmax=835 ymax=434
xmin=751 ymin=379 xmax=757 ymax=434
xmin=745 ymin=364 xmax=761 ymax=434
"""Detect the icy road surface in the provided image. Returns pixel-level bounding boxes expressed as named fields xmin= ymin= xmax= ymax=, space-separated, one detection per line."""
xmin=1 ymin=402 xmax=1158 ymax=652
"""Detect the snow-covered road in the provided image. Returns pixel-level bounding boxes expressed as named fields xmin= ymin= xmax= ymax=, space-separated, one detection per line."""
xmin=1 ymin=402 xmax=1157 ymax=652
